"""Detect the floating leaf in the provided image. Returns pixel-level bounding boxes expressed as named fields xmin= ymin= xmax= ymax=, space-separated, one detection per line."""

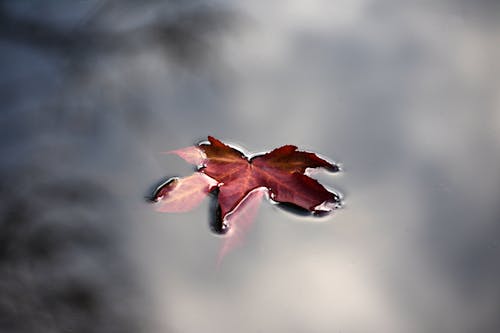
xmin=152 ymin=136 xmax=342 ymax=261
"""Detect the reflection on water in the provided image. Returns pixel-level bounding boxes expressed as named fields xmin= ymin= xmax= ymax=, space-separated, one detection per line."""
xmin=1 ymin=0 xmax=500 ymax=332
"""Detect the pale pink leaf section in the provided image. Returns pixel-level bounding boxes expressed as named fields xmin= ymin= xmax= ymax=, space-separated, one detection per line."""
xmin=155 ymin=173 xmax=217 ymax=213
xmin=217 ymin=187 xmax=267 ymax=266
xmin=167 ymin=146 xmax=207 ymax=165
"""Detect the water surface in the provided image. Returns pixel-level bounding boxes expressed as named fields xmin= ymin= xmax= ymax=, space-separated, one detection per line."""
xmin=1 ymin=1 xmax=500 ymax=332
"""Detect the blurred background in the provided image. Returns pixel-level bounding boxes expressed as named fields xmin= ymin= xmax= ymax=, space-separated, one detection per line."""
xmin=1 ymin=0 xmax=499 ymax=332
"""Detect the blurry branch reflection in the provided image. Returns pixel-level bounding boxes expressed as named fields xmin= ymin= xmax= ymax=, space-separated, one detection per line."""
xmin=0 ymin=1 xmax=236 ymax=65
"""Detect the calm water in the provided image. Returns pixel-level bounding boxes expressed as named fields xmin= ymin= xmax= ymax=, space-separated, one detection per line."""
xmin=1 ymin=1 xmax=500 ymax=332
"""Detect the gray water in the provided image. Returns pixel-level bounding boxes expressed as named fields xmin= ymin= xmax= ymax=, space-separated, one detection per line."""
xmin=1 ymin=1 xmax=500 ymax=332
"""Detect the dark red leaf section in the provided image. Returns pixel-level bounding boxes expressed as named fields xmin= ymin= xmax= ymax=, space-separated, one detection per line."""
xmin=197 ymin=136 xmax=339 ymax=217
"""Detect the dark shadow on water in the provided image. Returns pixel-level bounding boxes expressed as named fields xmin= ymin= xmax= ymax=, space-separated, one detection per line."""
xmin=145 ymin=175 xmax=179 ymax=203
xmin=207 ymin=188 xmax=229 ymax=235
xmin=275 ymin=202 xmax=313 ymax=217
xmin=274 ymin=190 xmax=343 ymax=218
xmin=275 ymin=202 xmax=339 ymax=218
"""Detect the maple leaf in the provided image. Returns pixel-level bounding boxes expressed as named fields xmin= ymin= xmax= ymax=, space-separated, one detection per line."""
xmin=151 ymin=136 xmax=341 ymax=261
xmin=197 ymin=136 xmax=340 ymax=217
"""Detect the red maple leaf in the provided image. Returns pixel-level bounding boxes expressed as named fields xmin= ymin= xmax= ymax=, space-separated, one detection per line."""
xmin=152 ymin=136 xmax=341 ymax=263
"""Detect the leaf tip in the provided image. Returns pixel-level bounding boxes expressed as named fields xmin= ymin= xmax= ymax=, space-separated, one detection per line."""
xmin=168 ymin=146 xmax=207 ymax=166
xmin=326 ymin=163 xmax=341 ymax=173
